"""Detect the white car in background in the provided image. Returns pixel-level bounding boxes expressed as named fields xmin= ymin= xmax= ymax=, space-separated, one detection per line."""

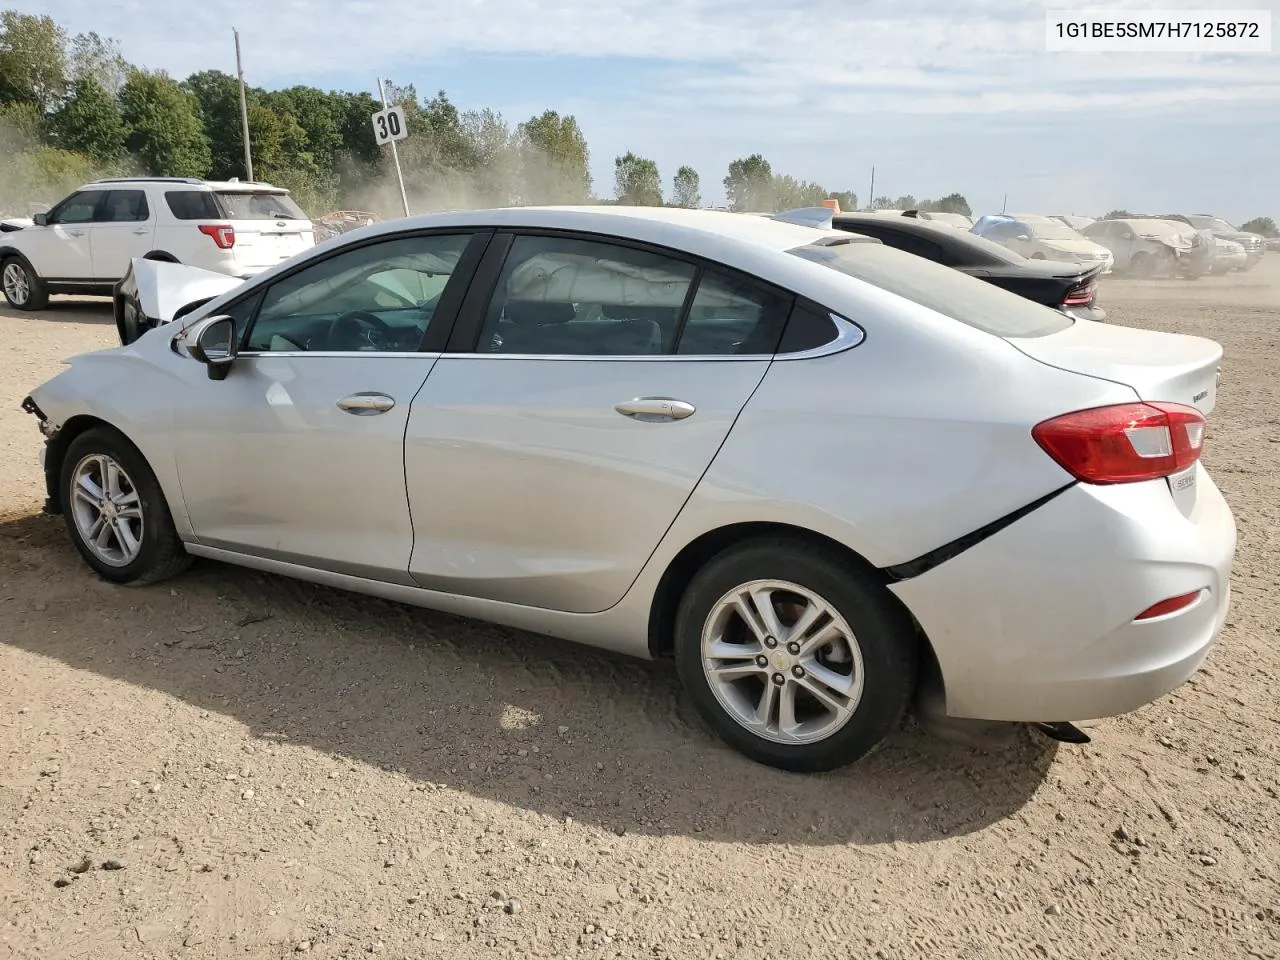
xmin=1 ymin=177 xmax=315 ymax=311
xmin=23 ymin=205 xmax=1234 ymax=772
xmin=972 ymin=214 xmax=1114 ymax=273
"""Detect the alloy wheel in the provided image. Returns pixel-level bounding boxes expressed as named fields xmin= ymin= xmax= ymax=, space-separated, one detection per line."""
xmin=69 ymin=453 xmax=145 ymax=567
xmin=700 ymin=579 xmax=865 ymax=745
xmin=3 ymin=262 xmax=30 ymax=306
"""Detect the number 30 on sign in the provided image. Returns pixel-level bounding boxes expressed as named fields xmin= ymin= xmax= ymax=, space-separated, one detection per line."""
xmin=371 ymin=105 xmax=408 ymax=145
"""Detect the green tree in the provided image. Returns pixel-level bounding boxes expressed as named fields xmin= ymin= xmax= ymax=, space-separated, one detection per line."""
xmin=1102 ymin=209 xmax=1134 ymax=220
xmin=928 ymin=192 xmax=972 ymax=217
xmin=462 ymin=108 xmax=520 ymax=206
xmin=1240 ymin=216 xmax=1277 ymax=237
xmin=68 ymin=30 xmax=129 ymax=94
xmin=771 ymin=174 xmax=827 ymax=211
xmin=48 ymin=76 xmax=125 ymax=164
xmin=872 ymin=195 xmax=895 ymax=209
xmin=184 ymin=70 xmax=245 ymax=179
xmin=516 ymin=109 xmax=592 ymax=204
xmin=614 ymin=151 xmax=662 ymax=205
xmin=723 ymin=154 xmax=773 ymax=211
xmin=828 ymin=190 xmax=857 ymax=212
xmin=672 ymin=165 xmax=700 ymax=208
xmin=120 ymin=69 xmax=211 ymax=177
xmin=0 ymin=11 xmax=68 ymax=110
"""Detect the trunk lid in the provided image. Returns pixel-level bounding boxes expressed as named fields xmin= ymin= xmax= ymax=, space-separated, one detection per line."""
xmin=1007 ymin=321 xmax=1222 ymax=415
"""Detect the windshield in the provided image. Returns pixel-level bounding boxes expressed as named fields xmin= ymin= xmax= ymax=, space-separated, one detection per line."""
xmin=216 ymin=191 xmax=308 ymax=220
xmin=789 ymin=241 xmax=1072 ymax=338
xmin=1187 ymin=215 xmax=1237 ymax=232
xmin=1023 ymin=218 xmax=1084 ymax=241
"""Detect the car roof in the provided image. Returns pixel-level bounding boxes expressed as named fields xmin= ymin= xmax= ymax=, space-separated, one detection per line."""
xmin=339 ymin=205 xmax=845 ymax=254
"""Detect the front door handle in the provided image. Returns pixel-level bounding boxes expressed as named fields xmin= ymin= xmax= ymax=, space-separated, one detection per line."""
xmin=132 ymin=228 xmax=149 ymax=235
xmin=614 ymin=397 xmax=696 ymax=422
xmin=337 ymin=393 xmax=395 ymax=415
xmin=67 ymin=230 xmax=85 ymax=237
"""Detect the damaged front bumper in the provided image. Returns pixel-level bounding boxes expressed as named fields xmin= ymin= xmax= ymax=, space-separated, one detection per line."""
xmin=21 ymin=394 xmax=60 ymax=514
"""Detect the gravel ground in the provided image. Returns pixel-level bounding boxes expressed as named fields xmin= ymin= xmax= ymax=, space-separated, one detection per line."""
xmin=1 ymin=264 xmax=1278 ymax=960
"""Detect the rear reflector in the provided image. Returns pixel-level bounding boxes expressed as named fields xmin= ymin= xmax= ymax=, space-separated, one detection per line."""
xmin=1032 ymin=402 xmax=1206 ymax=484
xmin=1135 ymin=589 xmax=1204 ymax=621
xmin=198 ymin=223 xmax=236 ymax=249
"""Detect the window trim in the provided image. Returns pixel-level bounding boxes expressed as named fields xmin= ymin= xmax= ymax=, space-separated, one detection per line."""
xmin=222 ymin=228 xmax=493 ymax=357
xmin=46 ymin=189 xmax=105 ymax=226
xmin=99 ymin=189 xmax=151 ymax=224
xmin=444 ymin=227 xmax=806 ymax=362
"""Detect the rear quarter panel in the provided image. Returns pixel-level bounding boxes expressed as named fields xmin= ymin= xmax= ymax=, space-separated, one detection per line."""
xmin=664 ymin=291 xmax=1141 ymax=568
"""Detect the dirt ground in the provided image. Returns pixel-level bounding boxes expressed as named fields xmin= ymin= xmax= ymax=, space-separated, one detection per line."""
xmin=1 ymin=264 xmax=1278 ymax=960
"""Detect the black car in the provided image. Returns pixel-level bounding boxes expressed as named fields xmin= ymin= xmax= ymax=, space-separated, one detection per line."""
xmin=818 ymin=211 xmax=1107 ymax=322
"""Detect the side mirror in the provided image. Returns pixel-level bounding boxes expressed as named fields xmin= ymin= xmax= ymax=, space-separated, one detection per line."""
xmin=184 ymin=314 xmax=237 ymax=380
xmin=33 ymin=213 xmax=48 ymax=226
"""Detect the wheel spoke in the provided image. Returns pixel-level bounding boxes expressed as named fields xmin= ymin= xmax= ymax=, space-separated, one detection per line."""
xmin=706 ymin=639 xmax=762 ymax=662
xmin=798 ymin=662 xmax=856 ymax=716
xmin=94 ymin=518 xmax=115 ymax=551
xmin=777 ymin=681 xmax=800 ymax=737
xmin=753 ymin=678 xmax=779 ymax=728
xmin=87 ymin=515 xmax=106 ymax=543
xmin=101 ymin=458 xmax=123 ymax=499
xmin=113 ymin=518 xmax=140 ymax=558
xmin=114 ymin=488 xmax=140 ymax=509
xmin=709 ymin=661 xmax=766 ymax=683
xmin=796 ymin=619 xmax=843 ymax=659
xmin=734 ymin=585 xmax=783 ymax=642
xmin=75 ymin=473 xmax=104 ymax=504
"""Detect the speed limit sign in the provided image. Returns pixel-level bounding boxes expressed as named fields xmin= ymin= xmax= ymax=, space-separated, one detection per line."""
xmin=371 ymin=104 xmax=408 ymax=145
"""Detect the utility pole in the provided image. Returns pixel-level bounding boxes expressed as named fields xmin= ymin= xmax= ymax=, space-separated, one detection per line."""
xmin=1001 ymin=192 xmax=1008 ymax=214
xmin=377 ymin=78 xmax=411 ymax=218
xmin=234 ymin=29 xmax=253 ymax=181
xmin=867 ymin=165 xmax=875 ymax=211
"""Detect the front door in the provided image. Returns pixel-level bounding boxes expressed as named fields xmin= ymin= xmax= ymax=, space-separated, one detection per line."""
xmin=27 ymin=189 xmax=99 ymax=279
xmin=405 ymin=232 xmax=794 ymax=613
xmin=173 ymin=230 xmax=485 ymax=583
xmin=89 ymin=189 xmax=157 ymax=279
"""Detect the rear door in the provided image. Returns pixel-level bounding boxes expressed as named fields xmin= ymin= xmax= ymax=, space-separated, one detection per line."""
xmin=89 ymin=189 xmax=156 ymax=279
xmin=403 ymin=231 xmax=794 ymax=614
xmin=214 ymin=189 xmax=315 ymax=270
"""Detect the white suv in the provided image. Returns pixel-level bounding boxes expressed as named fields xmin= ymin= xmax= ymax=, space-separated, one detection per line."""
xmin=1 ymin=177 xmax=315 ymax=311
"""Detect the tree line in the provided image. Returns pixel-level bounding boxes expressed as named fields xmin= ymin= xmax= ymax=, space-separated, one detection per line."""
xmin=0 ymin=10 xmax=979 ymax=220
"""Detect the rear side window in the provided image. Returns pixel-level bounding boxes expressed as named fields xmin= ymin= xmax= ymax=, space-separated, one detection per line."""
xmin=215 ymin=191 xmax=307 ymax=221
xmin=165 ymin=191 xmax=221 ymax=221
xmin=676 ymin=270 xmax=793 ymax=355
xmin=789 ymin=241 xmax=1073 ymax=338
xmin=100 ymin=190 xmax=149 ymax=222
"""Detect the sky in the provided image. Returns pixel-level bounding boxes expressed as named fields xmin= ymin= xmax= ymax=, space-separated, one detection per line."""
xmin=15 ymin=0 xmax=1280 ymax=223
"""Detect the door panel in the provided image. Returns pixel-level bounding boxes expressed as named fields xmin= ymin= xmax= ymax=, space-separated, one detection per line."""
xmin=29 ymin=190 xmax=100 ymax=278
xmin=175 ymin=356 xmax=435 ymax=582
xmin=405 ymin=357 xmax=770 ymax=612
xmin=90 ymin=190 xmax=156 ymax=279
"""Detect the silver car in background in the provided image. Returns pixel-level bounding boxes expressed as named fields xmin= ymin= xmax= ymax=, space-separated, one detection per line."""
xmin=23 ymin=206 xmax=1235 ymax=772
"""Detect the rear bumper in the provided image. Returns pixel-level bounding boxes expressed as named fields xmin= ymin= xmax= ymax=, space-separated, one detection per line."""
xmin=890 ymin=468 xmax=1236 ymax=722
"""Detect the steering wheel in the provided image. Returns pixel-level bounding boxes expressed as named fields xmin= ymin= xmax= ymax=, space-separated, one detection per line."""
xmin=327 ymin=310 xmax=395 ymax=351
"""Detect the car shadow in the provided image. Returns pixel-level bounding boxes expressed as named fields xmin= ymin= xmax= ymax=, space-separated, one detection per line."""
xmin=0 ymin=296 xmax=114 ymax=325
xmin=1 ymin=511 xmax=1059 ymax=848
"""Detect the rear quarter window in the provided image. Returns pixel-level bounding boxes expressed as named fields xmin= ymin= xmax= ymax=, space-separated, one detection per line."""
xmin=165 ymin=191 xmax=222 ymax=220
xmin=789 ymin=241 xmax=1073 ymax=338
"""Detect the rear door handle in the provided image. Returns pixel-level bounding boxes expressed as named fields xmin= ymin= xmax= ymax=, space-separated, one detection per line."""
xmin=67 ymin=230 xmax=85 ymax=237
xmin=614 ymin=397 xmax=695 ymax=422
xmin=337 ymin=393 xmax=395 ymax=415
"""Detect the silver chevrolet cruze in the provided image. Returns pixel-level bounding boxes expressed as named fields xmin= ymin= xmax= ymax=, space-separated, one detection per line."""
xmin=24 ymin=206 xmax=1235 ymax=772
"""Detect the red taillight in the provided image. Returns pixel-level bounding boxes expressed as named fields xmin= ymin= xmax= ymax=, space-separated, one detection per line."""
xmin=1032 ymin=402 xmax=1206 ymax=484
xmin=1135 ymin=589 xmax=1204 ymax=621
xmin=1063 ymin=282 xmax=1096 ymax=306
xmin=198 ymin=223 xmax=235 ymax=249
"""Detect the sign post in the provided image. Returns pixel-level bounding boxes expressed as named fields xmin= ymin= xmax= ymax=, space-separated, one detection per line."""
xmin=373 ymin=78 xmax=411 ymax=218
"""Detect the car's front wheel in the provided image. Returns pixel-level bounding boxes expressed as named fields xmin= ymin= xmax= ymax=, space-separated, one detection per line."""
xmin=60 ymin=427 xmax=192 ymax=585
xmin=2 ymin=256 xmax=49 ymax=311
xmin=674 ymin=538 xmax=918 ymax=772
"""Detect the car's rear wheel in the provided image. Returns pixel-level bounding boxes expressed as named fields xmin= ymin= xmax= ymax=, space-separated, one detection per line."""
xmin=2 ymin=256 xmax=49 ymax=311
xmin=674 ymin=538 xmax=918 ymax=772
xmin=60 ymin=428 xmax=192 ymax=585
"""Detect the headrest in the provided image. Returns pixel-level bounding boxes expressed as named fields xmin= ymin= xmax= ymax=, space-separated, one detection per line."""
xmin=504 ymin=299 xmax=575 ymax=325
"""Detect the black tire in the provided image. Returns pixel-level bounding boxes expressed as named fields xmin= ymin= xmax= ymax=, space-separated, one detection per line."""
xmin=59 ymin=427 xmax=192 ymax=585
xmin=2 ymin=255 xmax=49 ymax=311
xmin=674 ymin=537 xmax=918 ymax=772
xmin=1130 ymin=252 xmax=1155 ymax=278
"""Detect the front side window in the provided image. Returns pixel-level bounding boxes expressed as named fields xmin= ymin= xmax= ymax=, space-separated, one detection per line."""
xmin=244 ymin=233 xmax=471 ymax=353
xmin=48 ymin=191 xmax=101 ymax=225
xmin=477 ymin=235 xmax=697 ymax=356
xmin=100 ymin=190 xmax=150 ymax=223
xmin=676 ymin=270 xmax=793 ymax=355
